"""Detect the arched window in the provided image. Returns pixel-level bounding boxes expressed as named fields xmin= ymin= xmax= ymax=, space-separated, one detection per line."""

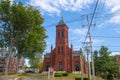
xmin=75 ymin=61 xmax=80 ymax=71
xmin=58 ymin=47 xmax=60 ymax=54
xmin=46 ymin=62 xmax=50 ymax=71
xmin=59 ymin=62 xmax=63 ymax=71
xmin=58 ymin=30 xmax=60 ymax=38
xmin=62 ymin=30 xmax=64 ymax=38
xmin=61 ymin=46 xmax=63 ymax=54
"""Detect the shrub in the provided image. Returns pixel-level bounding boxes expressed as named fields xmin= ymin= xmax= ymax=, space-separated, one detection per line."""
xmin=54 ymin=73 xmax=62 ymax=77
xmin=75 ymin=77 xmax=89 ymax=80
xmin=83 ymin=78 xmax=89 ymax=80
xmin=75 ymin=77 xmax=81 ymax=80
xmin=62 ymin=72 xmax=69 ymax=76
xmin=107 ymin=74 xmax=114 ymax=80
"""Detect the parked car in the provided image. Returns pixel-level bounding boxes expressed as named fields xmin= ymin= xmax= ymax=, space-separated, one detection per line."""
xmin=25 ymin=69 xmax=35 ymax=73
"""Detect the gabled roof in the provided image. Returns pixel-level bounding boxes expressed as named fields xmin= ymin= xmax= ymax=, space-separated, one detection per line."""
xmin=44 ymin=53 xmax=50 ymax=58
xmin=73 ymin=51 xmax=80 ymax=56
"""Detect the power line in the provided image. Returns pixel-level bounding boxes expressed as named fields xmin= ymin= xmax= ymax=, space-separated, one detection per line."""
xmin=98 ymin=0 xmax=107 ymax=15
xmin=93 ymin=46 xmax=120 ymax=48
xmin=93 ymin=36 xmax=120 ymax=38
xmin=82 ymin=0 xmax=100 ymax=47
xmin=70 ymin=36 xmax=120 ymax=41
xmin=44 ymin=12 xmax=113 ymax=28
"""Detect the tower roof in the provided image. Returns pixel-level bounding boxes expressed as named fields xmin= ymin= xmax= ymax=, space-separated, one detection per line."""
xmin=57 ymin=17 xmax=66 ymax=26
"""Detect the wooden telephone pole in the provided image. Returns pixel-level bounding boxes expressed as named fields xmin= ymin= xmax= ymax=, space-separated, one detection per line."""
xmin=80 ymin=48 xmax=83 ymax=80
xmin=83 ymin=42 xmax=91 ymax=80
xmin=87 ymin=15 xmax=95 ymax=80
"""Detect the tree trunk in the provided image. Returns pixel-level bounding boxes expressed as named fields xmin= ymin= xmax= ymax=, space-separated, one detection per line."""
xmin=5 ymin=45 xmax=12 ymax=75
xmin=16 ymin=54 xmax=21 ymax=74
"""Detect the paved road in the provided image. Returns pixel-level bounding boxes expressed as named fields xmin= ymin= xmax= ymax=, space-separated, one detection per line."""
xmin=0 ymin=78 xmax=17 ymax=80
xmin=0 ymin=76 xmax=43 ymax=80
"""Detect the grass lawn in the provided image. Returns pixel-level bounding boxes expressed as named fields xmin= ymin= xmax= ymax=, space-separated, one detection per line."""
xmin=0 ymin=73 xmax=41 ymax=79
xmin=42 ymin=73 xmax=104 ymax=80
xmin=0 ymin=73 xmax=105 ymax=80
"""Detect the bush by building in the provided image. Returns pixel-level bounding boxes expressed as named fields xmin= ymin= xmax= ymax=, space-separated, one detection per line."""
xmin=62 ymin=72 xmax=69 ymax=76
xmin=54 ymin=73 xmax=62 ymax=77
xmin=75 ymin=77 xmax=89 ymax=80
xmin=54 ymin=72 xmax=69 ymax=77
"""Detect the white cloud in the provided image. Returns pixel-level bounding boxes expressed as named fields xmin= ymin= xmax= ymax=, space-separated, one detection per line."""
xmin=69 ymin=28 xmax=104 ymax=46
xmin=110 ymin=52 xmax=120 ymax=56
xmin=69 ymin=28 xmax=88 ymax=45
xmin=69 ymin=28 xmax=87 ymax=36
xmin=92 ymin=39 xmax=104 ymax=45
xmin=111 ymin=5 xmax=120 ymax=13
xmin=105 ymin=0 xmax=120 ymax=13
xmin=69 ymin=28 xmax=104 ymax=45
xmin=104 ymin=0 xmax=120 ymax=24
xmin=73 ymin=45 xmax=81 ymax=50
xmin=28 ymin=0 xmax=94 ymax=15
xmin=96 ymin=22 xmax=108 ymax=29
xmin=109 ymin=13 xmax=120 ymax=24
xmin=28 ymin=0 xmax=60 ymax=15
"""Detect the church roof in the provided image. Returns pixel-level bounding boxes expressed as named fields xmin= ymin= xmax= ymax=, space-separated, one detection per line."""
xmin=44 ymin=51 xmax=81 ymax=58
xmin=57 ymin=17 xmax=66 ymax=26
xmin=73 ymin=51 xmax=80 ymax=56
xmin=44 ymin=53 xmax=50 ymax=58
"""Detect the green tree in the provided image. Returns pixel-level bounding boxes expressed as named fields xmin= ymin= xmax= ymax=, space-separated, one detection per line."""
xmin=15 ymin=6 xmax=47 ymax=73
xmin=29 ymin=55 xmax=43 ymax=69
xmin=94 ymin=46 xmax=119 ymax=79
xmin=24 ymin=65 xmax=29 ymax=70
xmin=0 ymin=0 xmax=47 ymax=75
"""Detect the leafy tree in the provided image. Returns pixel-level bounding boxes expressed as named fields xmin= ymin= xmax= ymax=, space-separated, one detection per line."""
xmin=94 ymin=46 xmax=119 ymax=79
xmin=15 ymin=6 xmax=47 ymax=73
xmin=29 ymin=54 xmax=43 ymax=72
xmin=24 ymin=65 xmax=29 ymax=70
xmin=0 ymin=0 xmax=47 ymax=75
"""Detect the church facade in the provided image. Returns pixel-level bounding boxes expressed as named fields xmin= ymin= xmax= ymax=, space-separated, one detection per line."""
xmin=43 ymin=18 xmax=88 ymax=73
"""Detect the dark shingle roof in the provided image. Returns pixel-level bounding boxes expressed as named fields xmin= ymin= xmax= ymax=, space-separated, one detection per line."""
xmin=57 ymin=17 xmax=66 ymax=26
xmin=44 ymin=53 xmax=50 ymax=58
xmin=73 ymin=51 xmax=80 ymax=56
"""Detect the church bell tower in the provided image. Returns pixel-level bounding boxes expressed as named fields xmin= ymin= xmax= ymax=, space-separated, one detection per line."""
xmin=56 ymin=17 xmax=69 ymax=54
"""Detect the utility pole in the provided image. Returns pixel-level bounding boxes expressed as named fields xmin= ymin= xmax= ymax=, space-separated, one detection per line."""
xmin=87 ymin=15 xmax=95 ymax=80
xmin=80 ymin=48 xmax=83 ymax=80
xmin=83 ymin=42 xmax=91 ymax=80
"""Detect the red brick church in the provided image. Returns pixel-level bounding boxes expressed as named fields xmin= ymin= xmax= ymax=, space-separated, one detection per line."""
xmin=43 ymin=18 xmax=88 ymax=73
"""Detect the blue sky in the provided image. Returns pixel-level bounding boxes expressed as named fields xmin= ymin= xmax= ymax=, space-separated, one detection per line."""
xmin=13 ymin=0 xmax=120 ymax=56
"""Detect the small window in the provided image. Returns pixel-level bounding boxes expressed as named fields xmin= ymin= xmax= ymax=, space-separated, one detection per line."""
xmin=58 ymin=30 xmax=60 ymax=38
xmin=68 ymin=65 xmax=70 ymax=69
xmin=59 ymin=62 xmax=63 ymax=71
xmin=46 ymin=63 xmax=50 ymax=71
xmin=62 ymin=30 xmax=64 ymax=38
xmin=75 ymin=61 xmax=80 ymax=71
xmin=61 ymin=46 xmax=63 ymax=54
xmin=58 ymin=47 xmax=60 ymax=54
